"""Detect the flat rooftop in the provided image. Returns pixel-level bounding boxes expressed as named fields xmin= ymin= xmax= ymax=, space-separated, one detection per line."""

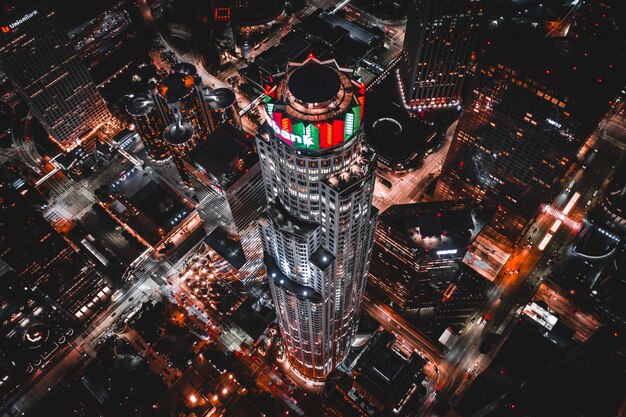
xmin=191 ymin=125 xmax=257 ymax=189
xmin=381 ymin=200 xmax=493 ymax=252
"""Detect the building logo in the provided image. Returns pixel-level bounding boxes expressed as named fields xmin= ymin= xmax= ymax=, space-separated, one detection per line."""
xmin=4 ymin=10 xmax=38 ymax=32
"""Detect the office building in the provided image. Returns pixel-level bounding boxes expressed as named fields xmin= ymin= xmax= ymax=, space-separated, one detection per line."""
xmin=368 ymin=200 xmax=492 ymax=312
xmin=435 ymin=28 xmax=620 ymax=247
xmin=0 ymin=0 xmax=114 ymax=151
xmin=190 ymin=126 xmax=263 ymax=274
xmin=125 ymin=94 xmax=170 ymax=161
xmin=154 ymin=62 xmax=214 ymax=140
xmin=324 ymin=330 xmax=426 ymax=416
xmin=256 ymin=57 xmax=377 ymax=382
xmin=206 ymin=87 xmax=241 ymax=130
xmin=351 ymin=331 xmax=426 ymax=415
xmin=240 ymin=10 xmax=383 ymax=91
xmin=164 ymin=119 xmax=197 ymax=187
xmin=399 ymin=0 xmax=480 ymax=111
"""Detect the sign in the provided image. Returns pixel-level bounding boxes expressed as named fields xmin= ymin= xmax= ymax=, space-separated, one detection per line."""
xmin=3 ymin=10 xmax=38 ymax=32
xmin=262 ymin=96 xmax=362 ymax=151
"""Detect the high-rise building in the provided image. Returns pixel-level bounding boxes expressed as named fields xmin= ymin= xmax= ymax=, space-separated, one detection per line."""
xmin=435 ymin=28 xmax=620 ymax=247
xmin=125 ymin=94 xmax=171 ymax=161
xmin=368 ymin=200 xmax=492 ymax=312
xmin=399 ymin=0 xmax=480 ymax=111
xmin=163 ymin=118 xmax=197 ymax=187
xmin=0 ymin=0 xmax=114 ymax=151
xmin=206 ymin=87 xmax=242 ymax=130
xmin=256 ymin=57 xmax=377 ymax=382
xmin=154 ymin=63 xmax=214 ymax=140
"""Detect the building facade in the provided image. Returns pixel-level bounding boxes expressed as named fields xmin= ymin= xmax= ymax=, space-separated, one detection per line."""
xmin=125 ymin=94 xmax=171 ymax=161
xmin=0 ymin=0 xmax=114 ymax=151
xmin=163 ymin=119 xmax=197 ymax=187
xmin=154 ymin=63 xmax=214 ymax=140
xmin=399 ymin=0 xmax=480 ymax=111
xmin=368 ymin=200 xmax=490 ymax=312
xmin=256 ymin=58 xmax=377 ymax=382
xmin=434 ymin=30 xmax=612 ymax=248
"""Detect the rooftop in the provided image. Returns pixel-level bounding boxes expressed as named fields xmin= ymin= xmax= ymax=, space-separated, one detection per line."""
xmin=353 ymin=330 xmax=426 ymax=408
xmin=479 ymin=25 xmax=625 ymax=129
xmin=125 ymin=94 xmax=155 ymax=117
xmin=191 ymin=125 xmax=257 ymax=189
xmin=380 ymin=200 xmax=494 ymax=253
xmin=164 ymin=120 xmax=194 ymax=145
xmin=206 ymin=87 xmax=236 ymax=110
xmin=265 ymin=199 xmax=319 ymax=237
xmin=157 ymin=73 xmax=196 ymax=103
xmin=265 ymin=255 xmax=322 ymax=303
xmin=288 ymin=64 xmax=341 ymax=104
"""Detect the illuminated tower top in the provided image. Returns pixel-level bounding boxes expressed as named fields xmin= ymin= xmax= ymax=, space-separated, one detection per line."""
xmin=125 ymin=94 xmax=156 ymax=117
xmin=157 ymin=73 xmax=199 ymax=104
xmin=261 ymin=57 xmax=365 ymax=152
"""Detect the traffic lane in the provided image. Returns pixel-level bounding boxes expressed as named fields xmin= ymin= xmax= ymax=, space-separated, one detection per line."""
xmin=362 ymin=294 xmax=444 ymax=362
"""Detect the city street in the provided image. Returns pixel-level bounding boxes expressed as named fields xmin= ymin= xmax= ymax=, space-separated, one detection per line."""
xmin=3 ymin=1 xmax=625 ymax=416
xmin=427 ymin=105 xmax=626 ymax=415
xmin=2 ymin=275 xmax=159 ymax=417
xmin=372 ymin=120 xmax=456 ymax=213
xmin=362 ymin=293 xmax=444 ymax=364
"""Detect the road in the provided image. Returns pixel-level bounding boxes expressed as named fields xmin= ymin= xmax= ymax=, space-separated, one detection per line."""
xmin=342 ymin=4 xmax=405 ymax=64
xmin=372 ymin=120 xmax=455 ymax=213
xmin=427 ymin=106 xmax=626 ymax=415
xmin=1 ymin=275 xmax=159 ymax=417
xmin=362 ymin=294 xmax=444 ymax=363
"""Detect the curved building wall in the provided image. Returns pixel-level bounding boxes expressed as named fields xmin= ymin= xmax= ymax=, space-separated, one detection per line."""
xmin=127 ymin=95 xmax=171 ymax=161
xmin=256 ymin=58 xmax=377 ymax=382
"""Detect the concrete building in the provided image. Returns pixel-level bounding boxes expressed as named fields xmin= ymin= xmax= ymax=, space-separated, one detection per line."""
xmin=256 ymin=57 xmax=377 ymax=382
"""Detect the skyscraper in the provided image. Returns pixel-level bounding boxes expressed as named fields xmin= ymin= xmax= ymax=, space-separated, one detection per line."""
xmin=125 ymin=94 xmax=170 ymax=161
xmin=435 ymin=28 xmax=619 ymax=247
xmin=206 ymin=87 xmax=241 ymax=130
xmin=256 ymin=57 xmax=377 ymax=382
xmin=163 ymin=118 xmax=197 ymax=187
xmin=399 ymin=0 xmax=480 ymax=111
xmin=154 ymin=63 xmax=214 ymax=140
xmin=0 ymin=0 xmax=114 ymax=151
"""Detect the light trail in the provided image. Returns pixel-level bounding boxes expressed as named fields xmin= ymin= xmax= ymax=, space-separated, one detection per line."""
xmin=541 ymin=192 xmax=582 ymax=231
xmin=562 ymin=191 xmax=581 ymax=215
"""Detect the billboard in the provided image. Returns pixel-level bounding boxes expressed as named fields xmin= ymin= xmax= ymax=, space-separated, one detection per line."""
xmin=262 ymin=95 xmax=363 ymax=151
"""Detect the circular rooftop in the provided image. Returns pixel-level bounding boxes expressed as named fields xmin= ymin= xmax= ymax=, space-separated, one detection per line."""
xmin=207 ymin=88 xmax=236 ymax=109
xmin=23 ymin=323 xmax=49 ymax=349
xmin=373 ymin=118 xmax=402 ymax=136
xmin=157 ymin=73 xmax=195 ymax=103
xmin=171 ymin=62 xmax=197 ymax=76
xmin=287 ymin=64 xmax=341 ymax=104
xmin=164 ymin=121 xmax=194 ymax=145
xmin=125 ymin=94 xmax=155 ymax=117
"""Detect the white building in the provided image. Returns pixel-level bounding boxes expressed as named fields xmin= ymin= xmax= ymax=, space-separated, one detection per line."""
xmin=256 ymin=57 xmax=378 ymax=383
